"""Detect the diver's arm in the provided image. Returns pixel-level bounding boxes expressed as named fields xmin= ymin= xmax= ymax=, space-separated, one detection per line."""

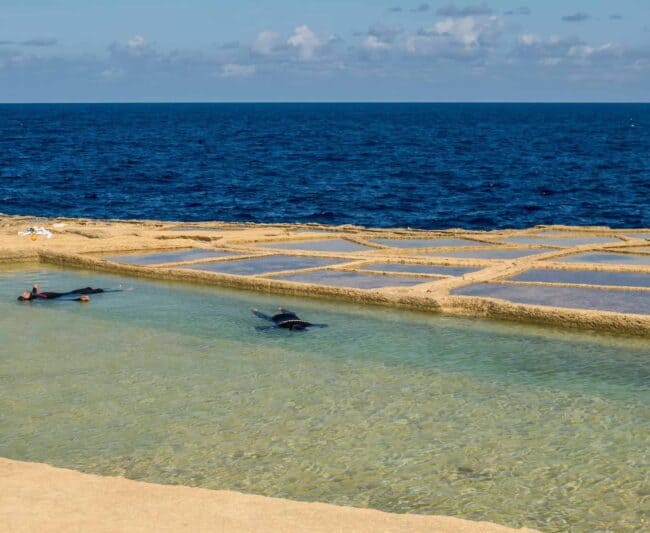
xmin=251 ymin=308 xmax=274 ymax=321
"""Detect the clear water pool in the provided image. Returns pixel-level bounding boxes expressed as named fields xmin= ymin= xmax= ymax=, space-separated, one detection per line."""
xmin=260 ymin=239 xmax=371 ymax=253
xmin=557 ymin=252 xmax=650 ymax=266
xmin=359 ymin=263 xmax=479 ymax=277
xmin=454 ymin=283 xmax=650 ymax=315
xmin=427 ymin=249 xmax=548 ymax=260
xmin=180 ymin=255 xmax=345 ymax=275
xmin=106 ymin=249 xmax=234 ymax=265
xmin=502 ymin=237 xmax=621 ymax=247
xmin=1 ymin=266 xmax=648 ymax=532
xmin=371 ymin=238 xmax=486 ymax=248
xmin=510 ymin=268 xmax=650 ymax=288
xmin=276 ymin=269 xmax=428 ymax=288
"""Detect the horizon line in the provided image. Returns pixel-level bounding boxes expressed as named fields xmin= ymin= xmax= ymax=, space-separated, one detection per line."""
xmin=1 ymin=100 xmax=649 ymax=105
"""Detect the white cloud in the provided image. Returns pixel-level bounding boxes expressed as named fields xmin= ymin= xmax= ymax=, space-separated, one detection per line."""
xmin=513 ymin=33 xmax=636 ymax=73
xmin=435 ymin=17 xmax=483 ymax=47
xmin=127 ymin=35 xmax=146 ymax=50
xmin=2 ymin=19 xmax=648 ymax=101
xmin=221 ymin=63 xmax=256 ymax=78
xmin=403 ymin=15 xmax=501 ymax=58
xmin=252 ymin=31 xmax=281 ymax=55
xmin=361 ymin=24 xmax=401 ymax=52
xmin=369 ymin=24 xmax=401 ymax=43
xmin=632 ymin=58 xmax=650 ymax=71
xmin=363 ymin=35 xmax=392 ymax=51
xmin=568 ymin=42 xmax=623 ymax=61
xmin=287 ymin=25 xmax=321 ymax=60
xmin=124 ymin=35 xmax=149 ymax=57
xmin=518 ymin=33 xmax=540 ymax=46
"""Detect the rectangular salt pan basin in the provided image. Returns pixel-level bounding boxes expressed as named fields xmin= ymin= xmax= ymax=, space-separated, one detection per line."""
xmin=360 ymin=263 xmax=479 ymax=277
xmin=533 ymin=231 xmax=591 ymax=237
xmin=503 ymin=237 xmax=620 ymax=247
xmin=557 ymin=252 xmax=650 ymax=266
xmin=167 ymin=227 xmax=237 ymax=232
xmin=371 ymin=238 xmax=486 ymax=248
xmin=260 ymin=239 xmax=370 ymax=253
xmin=107 ymin=249 xmax=235 ymax=265
xmin=511 ymin=269 xmax=650 ymax=288
xmin=453 ymin=283 xmax=650 ymax=315
xmin=427 ymin=249 xmax=548 ymax=260
xmin=262 ymin=239 xmax=371 ymax=252
xmin=276 ymin=270 xmax=428 ymax=289
xmin=180 ymin=255 xmax=344 ymax=275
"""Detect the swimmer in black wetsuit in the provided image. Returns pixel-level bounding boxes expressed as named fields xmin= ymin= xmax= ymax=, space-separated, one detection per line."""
xmin=17 ymin=284 xmax=106 ymax=302
xmin=251 ymin=307 xmax=328 ymax=331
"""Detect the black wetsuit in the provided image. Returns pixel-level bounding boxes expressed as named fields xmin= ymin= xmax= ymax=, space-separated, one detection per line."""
xmin=251 ymin=308 xmax=327 ymax=330
xmin=18 ymin=287 xmax=105 ymax=301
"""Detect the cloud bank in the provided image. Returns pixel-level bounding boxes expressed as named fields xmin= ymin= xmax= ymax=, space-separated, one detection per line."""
xmin=1 ymin=6 xmax=648 ymax=102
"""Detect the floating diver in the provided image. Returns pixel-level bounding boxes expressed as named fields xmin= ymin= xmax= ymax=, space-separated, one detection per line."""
xmin=251 ymin=307 xmax=328 ymax=331
xmin=17 ymin=284 xmax=125 ymax=302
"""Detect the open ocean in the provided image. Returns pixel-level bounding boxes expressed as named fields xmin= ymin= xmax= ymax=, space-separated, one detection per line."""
xmin=1 ymin=103 xmax=648 ymax=229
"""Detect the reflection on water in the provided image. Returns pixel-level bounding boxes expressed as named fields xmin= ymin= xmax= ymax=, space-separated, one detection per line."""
xmin=1 ymin=266 xmax=648 ymax=532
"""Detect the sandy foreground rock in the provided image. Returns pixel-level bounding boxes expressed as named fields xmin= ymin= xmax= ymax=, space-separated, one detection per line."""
xmin=0 ymin=459 xmax=537 ymax=533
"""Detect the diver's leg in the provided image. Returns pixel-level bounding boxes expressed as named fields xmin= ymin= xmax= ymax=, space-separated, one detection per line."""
xmin=69 ymin=287 xmax=94 ymax=294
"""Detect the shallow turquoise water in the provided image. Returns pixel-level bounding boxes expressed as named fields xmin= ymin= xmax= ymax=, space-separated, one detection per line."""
xmin=1 ymin=265 xmax=648 ymax=532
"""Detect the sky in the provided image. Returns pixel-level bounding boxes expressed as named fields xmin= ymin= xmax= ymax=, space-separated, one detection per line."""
xmin=0 ymin=1 xmax=649 ymax=102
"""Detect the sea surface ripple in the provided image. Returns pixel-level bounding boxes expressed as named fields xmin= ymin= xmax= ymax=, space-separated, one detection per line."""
xmin=1 ymin=103 xmax=648 ymax=229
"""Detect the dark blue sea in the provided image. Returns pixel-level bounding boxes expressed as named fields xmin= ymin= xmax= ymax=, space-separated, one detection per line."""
xmin=1 ymin=103 xmax=648 ymax=230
